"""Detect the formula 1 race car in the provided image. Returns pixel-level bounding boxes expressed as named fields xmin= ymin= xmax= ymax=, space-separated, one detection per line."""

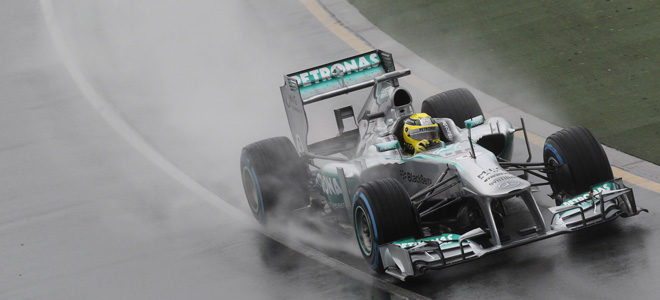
xmin=239 ymin=50 xmax=646 ymax=280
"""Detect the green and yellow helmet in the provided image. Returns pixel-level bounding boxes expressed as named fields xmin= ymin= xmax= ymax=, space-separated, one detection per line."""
xmin=403 ymin=113 xmax=440 ymax=154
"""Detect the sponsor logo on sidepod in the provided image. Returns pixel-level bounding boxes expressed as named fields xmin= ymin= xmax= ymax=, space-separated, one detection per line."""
xmin=399 ymin=170 xmax=432 ymax=185
xmin=318 ymin=174 xmax=342 ymax=196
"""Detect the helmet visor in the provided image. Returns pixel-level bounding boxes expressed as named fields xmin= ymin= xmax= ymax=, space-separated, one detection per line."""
xmin=408 ymin=126 xmax=439 ymax=141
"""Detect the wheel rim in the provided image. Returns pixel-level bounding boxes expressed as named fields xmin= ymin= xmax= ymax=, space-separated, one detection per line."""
xmin=546 ymin=156 xmax=561 ymax=191
xmin=242 ymin=167 xmax=261 ymax=213
xmin=354 ymin=206 xmax=373 ymax=256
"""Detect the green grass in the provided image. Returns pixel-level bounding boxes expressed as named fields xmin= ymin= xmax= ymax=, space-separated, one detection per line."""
xmin=348 ymin=0 xmax=660 ymax=164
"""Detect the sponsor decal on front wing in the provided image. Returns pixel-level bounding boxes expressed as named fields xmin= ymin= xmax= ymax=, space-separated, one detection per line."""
xmin=553 ymin=182 xmax=617 ymax=221
xmin=393 ymin=233 xmax=462 ymax=249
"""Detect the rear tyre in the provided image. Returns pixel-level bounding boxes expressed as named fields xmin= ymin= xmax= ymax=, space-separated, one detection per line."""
xmin=352 ymin=179 xmax=418 ymax=273
xmin=421 ymin=88 xmax=483 ymax=128
xmin=240 ymin=137 xmax=309 ymax=223
xmin=543 ymin=126 xmax=613 ymax=205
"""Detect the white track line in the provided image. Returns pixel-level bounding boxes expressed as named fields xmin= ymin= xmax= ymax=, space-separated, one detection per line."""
xmin=38 ymin=1 xmax=428 ymax=298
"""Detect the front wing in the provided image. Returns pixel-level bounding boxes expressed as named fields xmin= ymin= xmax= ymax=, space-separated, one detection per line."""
xmin=380 ymin=178 xmax=646 ymax=281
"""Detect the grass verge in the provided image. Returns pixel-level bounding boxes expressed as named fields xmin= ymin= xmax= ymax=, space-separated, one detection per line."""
xmin=348 ymin=0 xmax=659 ymax=164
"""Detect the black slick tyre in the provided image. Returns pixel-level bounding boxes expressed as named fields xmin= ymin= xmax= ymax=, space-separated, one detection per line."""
xmin=352 ymin=178 xmax=418 ymax=273
xmin=543 ymin=126 xmax=613 ymax=205
xmin=421 ymin=88 xmax=483 ymax=128
xmin=240 ymin=137 xmax=309 ymax=223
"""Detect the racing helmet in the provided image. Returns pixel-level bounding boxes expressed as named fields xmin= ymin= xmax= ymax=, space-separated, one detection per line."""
xmin=403 ymin=113 xmax=441 ymax=154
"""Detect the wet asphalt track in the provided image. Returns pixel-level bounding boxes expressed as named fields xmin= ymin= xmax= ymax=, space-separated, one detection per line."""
xmin=2 ymin=0 xmax=659 ymax=299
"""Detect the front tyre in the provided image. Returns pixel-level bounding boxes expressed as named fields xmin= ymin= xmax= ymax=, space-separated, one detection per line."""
xmin=421 ymin=88 xmax=483 ymax=128
xmin=543 ymin=126 xmax=613 ymax=205
xmin=352 ymin=179 xmax=418 ymax=273
xmin=240 ymin=137 xmax=309 ymax=223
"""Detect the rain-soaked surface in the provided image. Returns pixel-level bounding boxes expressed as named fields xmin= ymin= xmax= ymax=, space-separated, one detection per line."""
xmin=1 ymin=0 xmax=658 ymax=299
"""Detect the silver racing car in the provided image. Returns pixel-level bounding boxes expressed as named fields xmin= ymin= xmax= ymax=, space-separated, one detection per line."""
xmin=239 ymin=50 xmax=646 ymax=280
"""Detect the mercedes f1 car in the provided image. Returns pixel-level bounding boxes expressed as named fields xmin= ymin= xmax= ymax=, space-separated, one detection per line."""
xmin=240 ymin=50 xmax=646 ymax=280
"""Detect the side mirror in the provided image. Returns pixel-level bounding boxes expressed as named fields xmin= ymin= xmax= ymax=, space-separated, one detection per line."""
xmin=463 ymin=115 xmax=484 ymax=159
xmin=375 ymin=140 xmax=399 ymax=152
xmin=464 ymin=115 xmax=485 ymax=129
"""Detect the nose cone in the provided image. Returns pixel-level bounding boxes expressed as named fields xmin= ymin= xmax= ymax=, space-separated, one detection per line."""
xmin=429 ymin=142 xmax=530 ymax=197
xmin=458 ymin=155 xmax=530 ymax=197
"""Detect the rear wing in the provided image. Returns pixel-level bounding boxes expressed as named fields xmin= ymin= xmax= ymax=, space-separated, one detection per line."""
xmin=280 ymin=50 xmax=409 ymax=154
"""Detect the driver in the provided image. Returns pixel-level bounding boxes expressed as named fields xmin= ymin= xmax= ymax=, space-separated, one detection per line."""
xmin=402 ymin=113 xmax=441 ymax=155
